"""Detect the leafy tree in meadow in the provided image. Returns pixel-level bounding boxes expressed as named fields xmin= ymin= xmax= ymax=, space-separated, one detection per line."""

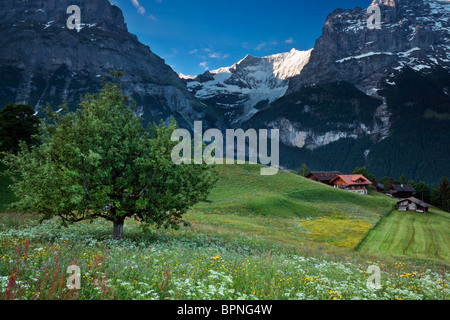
xmin=3 ymin=79 xmax=217 ymax=240
xmin=0 ymin=103 xmax=40 ymax=153
xmin=298 ymin=163 xmax=310 ymax=177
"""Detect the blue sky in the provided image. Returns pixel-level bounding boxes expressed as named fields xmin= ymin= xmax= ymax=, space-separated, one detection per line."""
xmin=111 ymin=0 xmax=371 ymax=75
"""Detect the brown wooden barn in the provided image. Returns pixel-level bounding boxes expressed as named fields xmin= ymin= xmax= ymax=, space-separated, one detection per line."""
xmin=397 ymin=197 xmax=430 ymax=213
xmin=306 ymin=171 xmax=342 ymax=186
xmin=388 ymin=184 xmax=416 ymax=199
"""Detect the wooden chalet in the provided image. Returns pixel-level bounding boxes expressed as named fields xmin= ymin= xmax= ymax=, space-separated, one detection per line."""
xmin=376 ymin=183 xmax=385 ymax=193
xmin=388 ymin=184 xmax=416 ymax=199
xmin=306 ymin=171 xmax=342 ymax=186
xmin=397 ymin=197 xmax=430 ymax=213
xmin=329 ymin=174 xmax=373 ymax=195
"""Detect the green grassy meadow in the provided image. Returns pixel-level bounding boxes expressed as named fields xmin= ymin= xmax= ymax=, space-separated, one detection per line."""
xmin=0 ymin=163 xmax=448 ymax=300
xmin=357 ymin=209 xmax=450 ymax=263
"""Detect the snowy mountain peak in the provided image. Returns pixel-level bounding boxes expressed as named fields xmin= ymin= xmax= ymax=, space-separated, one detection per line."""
xmin=180 ymin=49 xmax=312 ymax=125
xmin=371 ymin=0 xmax=396 ymax=7
xmin=207 ymin=49 xmax=312 ymax=77
xmin=263 ymin=48 xmax=312 ymax=80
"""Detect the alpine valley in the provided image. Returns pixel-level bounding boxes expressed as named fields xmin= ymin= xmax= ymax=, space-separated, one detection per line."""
xmin=181 ymin=0 xmax=450 ymax=186
xmin=1 ymin=0 xmax=449 ymax=185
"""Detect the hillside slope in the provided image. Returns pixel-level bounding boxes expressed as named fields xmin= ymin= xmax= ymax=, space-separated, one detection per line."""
xmin=187 ymin=164 xmax=395 ymax=250
xmin=0 ymin=161 xmax=395 ymax=250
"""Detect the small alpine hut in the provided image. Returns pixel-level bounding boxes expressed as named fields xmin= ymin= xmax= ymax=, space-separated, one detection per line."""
xmin=397 ymin=197 xmax=430 ymax=213
xmin=306 ymin=171 xmax=342 ymax=186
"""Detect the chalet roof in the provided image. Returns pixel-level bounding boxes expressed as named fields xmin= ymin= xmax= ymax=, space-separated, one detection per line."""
xmin=307 ymin=171 xmax=342 ymax=181
xmin=330 ymin=174 xmax=372 ymax=186
xmin=391 ymin=184 xmax=416 ymax=193
xmin=397 ymin=197 xmax=430 ymax=208
xmin=377 ymin=183 xmax=384 ymax=189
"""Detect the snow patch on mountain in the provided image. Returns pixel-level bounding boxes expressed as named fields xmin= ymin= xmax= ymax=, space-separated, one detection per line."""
xmin=177 ymin=73 xmax=196 ymax=80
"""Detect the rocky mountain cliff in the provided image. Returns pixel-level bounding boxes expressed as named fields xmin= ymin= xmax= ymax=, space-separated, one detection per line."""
xmin=288 ymin=0 xmax=450 ymax=93
xmin=0 ymin=0 xmax=212 ymax=128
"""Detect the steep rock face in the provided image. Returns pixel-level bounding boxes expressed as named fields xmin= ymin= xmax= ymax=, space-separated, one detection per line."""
xmin=269 ymin=118 xmax=377 ymax=150
xmin=246 ymin=81 xmax=388 ymax=149
xmin=182 ymin=49 xmax=311 ymax=126
xmin=0 ymin=0 xmax=209 ymax=127
xmin=262 ymin=0 xmax=449 ymax=153
xmin=265 ymin=94 xmax=392 ymax=151
xmin=288 ymin=0 xmax=450 ymax=93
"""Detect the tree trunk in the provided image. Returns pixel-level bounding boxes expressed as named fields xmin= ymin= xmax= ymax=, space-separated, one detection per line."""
xmin=113 ymin=219 xmax=124 ymax=240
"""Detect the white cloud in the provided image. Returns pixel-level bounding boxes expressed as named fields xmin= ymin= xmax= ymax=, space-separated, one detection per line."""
xmin=130 ymin=0 xmax=146 ymax=15
xmin=208 ymin=52 xmax=229 ymax=59
xmin=189 ymin=49 xmax=199 ymax=54
xmin=285 ymin=37 xmax=294 ymax=44
xmin=255 ymin=42 xmax=267 ymax=51
xmin=199 ymin=62 xmax=208 ymax=70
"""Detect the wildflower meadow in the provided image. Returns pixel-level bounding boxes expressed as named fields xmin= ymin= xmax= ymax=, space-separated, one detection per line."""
xmin=0 ymin=213 xmax=448 ymax=300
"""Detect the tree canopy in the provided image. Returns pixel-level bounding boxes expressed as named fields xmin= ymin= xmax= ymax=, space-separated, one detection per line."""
xmin=0 ymin=103 xmax=40 ymax=153
xmin=3 ymin=80 xmax=217 ymax=239
xmin=414 ymin=181 xmax=431 ymax=203
xmin=297 ymin=163 xmax=310 ymax=177
xmin=436 ymin=176 xmax=450 ymax=212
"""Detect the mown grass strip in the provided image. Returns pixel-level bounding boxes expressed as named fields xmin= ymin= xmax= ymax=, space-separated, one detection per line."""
xmin=356 ymin=209 xmax=450 ymax=263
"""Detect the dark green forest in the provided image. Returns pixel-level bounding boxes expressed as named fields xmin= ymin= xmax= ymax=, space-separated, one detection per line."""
xmin=366 ymin=67 xmax=450 ymax=186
